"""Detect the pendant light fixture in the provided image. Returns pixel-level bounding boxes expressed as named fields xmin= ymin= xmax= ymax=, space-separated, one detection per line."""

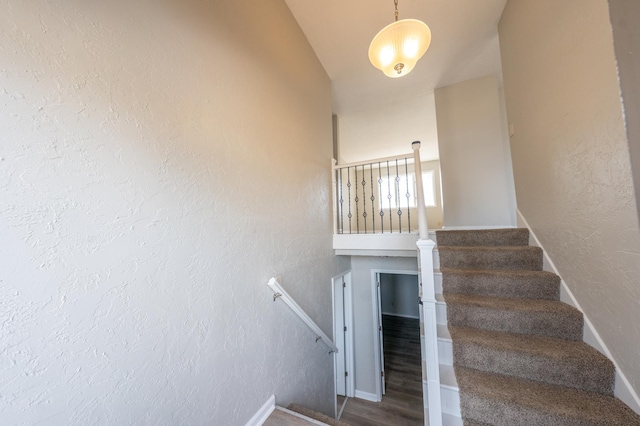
xmin=368 ymin=0 xmax=431 ymax=78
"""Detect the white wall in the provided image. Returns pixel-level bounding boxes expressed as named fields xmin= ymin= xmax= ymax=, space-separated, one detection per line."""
xmin=337 ymin=92 xmax=439 ymax=163
xmin=380 ymin=274 xmax=420 ymax=318
xmin=350 ymin=257 xmax=418 ymax=397
xmin=435 ymin=75 xmax=517 ymax=227
xmin=499 ymin=0 xmax=640 ymax=397
xmin=0 ymin=1 xmax=349 ymax=424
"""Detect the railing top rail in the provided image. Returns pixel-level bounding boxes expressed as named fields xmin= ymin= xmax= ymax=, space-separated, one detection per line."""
xmin=332 ymin=152 xmax=416 ymax=170
xmin=267 ymin=276 xmax=338 ymax=354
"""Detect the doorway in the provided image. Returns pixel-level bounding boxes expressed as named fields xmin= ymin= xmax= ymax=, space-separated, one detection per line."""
xmin=372 ymin=271 xmax=421 ymax=402
xmin=333 ymin=270 xmax=354 ymax=416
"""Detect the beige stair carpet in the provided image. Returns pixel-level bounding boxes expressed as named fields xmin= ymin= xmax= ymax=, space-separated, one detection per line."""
xmin=436 ymin=228 xmax=640 ymax=425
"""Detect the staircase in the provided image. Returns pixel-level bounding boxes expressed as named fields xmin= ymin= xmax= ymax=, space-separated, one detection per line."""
xmin=435 ymin=228 xmax=640 ymax=425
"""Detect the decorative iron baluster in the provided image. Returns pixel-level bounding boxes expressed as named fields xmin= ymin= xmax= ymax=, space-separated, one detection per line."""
xmin=387 ymin=161 xmax=393 ymax=232
xmin=347 ymin=166 xmax=352 ymax=234
xmin=405 ymin=158 xmax=411 ymax=233
xmin=395 ymin=159 xmax=402 ymax=233
xmin=370 ymin=164 xmax=375 ymax=233
xmin=378 ymin=162 xmax=384 ymax=233
xmin=354 ymin=167 xmax=360 ymax=233
xmin=361 ymin=165 xmax=367 ymax=233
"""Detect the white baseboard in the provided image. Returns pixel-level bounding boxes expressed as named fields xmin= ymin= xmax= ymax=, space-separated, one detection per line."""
xmin=517 ymin=209 xmax=640 ymax=415
xmin=245 ymin=395 xmax=275 ymax=426
xmin=354 ymin=390 xmax=379 ymax=402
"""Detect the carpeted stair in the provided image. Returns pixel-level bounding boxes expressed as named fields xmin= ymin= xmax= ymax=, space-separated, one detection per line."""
xmin=436 ymin=228 xmax=640 ymax=425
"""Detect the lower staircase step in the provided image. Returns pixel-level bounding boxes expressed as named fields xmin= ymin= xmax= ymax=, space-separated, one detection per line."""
xmin=286 ymin=404 xmax=349 ymax=426
xmin=445 ymin=293 xmax=583 ymax=340
xmin=449 ymin=326 xmax=615 ymax=394
xmin=455 ymin=366 xmax=640 ymax=425
xmin=264 ymin=407 xmax=330 ymax=425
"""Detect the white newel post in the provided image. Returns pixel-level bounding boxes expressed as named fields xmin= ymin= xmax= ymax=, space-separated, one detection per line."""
xmin=417 ymin=239 xmax=441 ymax=426
xmin=331 ymin=158 xmax=338 ymax=235
xmin=413 ymin=141 xmax=441 ymax=425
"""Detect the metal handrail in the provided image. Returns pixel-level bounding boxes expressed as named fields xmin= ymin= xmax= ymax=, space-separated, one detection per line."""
xmin=267 ymin=277 xmax=338 ymax=354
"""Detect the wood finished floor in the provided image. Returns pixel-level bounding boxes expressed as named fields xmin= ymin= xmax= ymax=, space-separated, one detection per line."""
xmin=339 ymin=315 xmax=424 ymax=426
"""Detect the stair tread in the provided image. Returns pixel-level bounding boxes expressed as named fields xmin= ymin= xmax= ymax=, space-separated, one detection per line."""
xmin=455 ymin=366 xmax=640 ymax=425
xmin=449 ymin=326 xmax=614 ymax=394
xmin=286 ymin=404 xmax=347 ymax=425
xmin=441 ymin=268 xmax=560 ymax=300
xmin=444 ymin=293 xmax=583 ymax=340
xmin=444 ymin=293 xmax=579 ymax=315
xmin=438 ymin=245 xmax=541 ymax=252
xmin=438 ymin=246 xmax=543 ymax=271
xmin=436 ymin=228 xmax=530 ymax=247
xmin=449 ymin=326 xmax=610 ymax=366
xmin=441 ymin=267 xmax=556 ymax=278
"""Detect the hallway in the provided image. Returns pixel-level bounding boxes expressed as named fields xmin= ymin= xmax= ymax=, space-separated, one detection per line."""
xmin=339 ymin=315 xmax=423 ymax=425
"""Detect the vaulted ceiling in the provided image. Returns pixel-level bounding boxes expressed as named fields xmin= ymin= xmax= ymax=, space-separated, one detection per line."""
xmin=285 ymin=0 xmax=507 ymax=114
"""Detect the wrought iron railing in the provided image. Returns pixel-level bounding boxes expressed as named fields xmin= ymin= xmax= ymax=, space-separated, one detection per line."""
xmin=333 ymin=152 xmax=420 ymax=234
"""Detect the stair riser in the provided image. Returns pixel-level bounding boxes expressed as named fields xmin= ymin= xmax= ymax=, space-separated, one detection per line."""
xmin=441 ymin=386 xmax=460 ymax=416
xmin=436 ymin=229 xmax=530 ymax=247
xmin=446 ymin=304 xmax=583 ymax=340
xmin=439 ymin=248 xmax=543 ymax=271
xmin=433 ymin=250 xmax=440 ymax=270
xmin=452 ymin=342 xmax=615 ymax=394
xmin=461 ymin=393 xmax=586 ymax=426
xmin=442 ymin=273 xmax=560 ymax=300
xmin=436 ymin=301 xmax=447 ymax=325
xmin=439 ymin=338 xmax=453 ymax=365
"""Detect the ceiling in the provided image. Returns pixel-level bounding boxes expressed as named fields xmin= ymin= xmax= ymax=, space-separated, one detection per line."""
xmin=285 ymin=0 xmax=508 ymax=115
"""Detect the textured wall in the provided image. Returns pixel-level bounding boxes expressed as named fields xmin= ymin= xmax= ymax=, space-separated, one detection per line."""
xmin=500 ymin=0 xmax=640 ymax=396
xmin=380 ymin=273 xmax=420 ymax=318
xmin=0 ymin=0 xmax=349 ymax=424
xmin=608 ymin=0 xmax=640 ymax=224
xmin=337 ymin=92 xmax=439 ymax=163
xmin=435 ymin=75 xmax=517 ymax=227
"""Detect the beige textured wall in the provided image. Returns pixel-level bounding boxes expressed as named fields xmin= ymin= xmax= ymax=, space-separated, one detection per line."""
xmin=608 ymin=0 xmax=640 ymax=224
xmin=500 ymin=0 xmax=640 ymax=396
xmin=435 ymin=75 xmax=517 ymax=227
xmin=337 ymin=92 xmax=439 ymax=163
xmin=0 ymin=0 xmax=347 ymax=423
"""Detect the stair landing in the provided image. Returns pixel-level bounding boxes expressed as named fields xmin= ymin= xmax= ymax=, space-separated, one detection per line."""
xmin=264 ymin=407 xmax=329 ymax=425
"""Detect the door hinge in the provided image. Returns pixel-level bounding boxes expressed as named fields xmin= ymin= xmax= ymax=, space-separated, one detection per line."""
xmin=345 ymin=371 xmax=349 ymax=377
xmin=344 ymin=326 xmax=347 ymax=332
xmin=381 ymin=371 xmax=384 ymax=377
xmin=418 ymin=297 xmax=423 ymax=305
xmin=379 ymin=325 xmax=382 ymax=331
xmin=343 ymin=280 xmax=346 ymax=288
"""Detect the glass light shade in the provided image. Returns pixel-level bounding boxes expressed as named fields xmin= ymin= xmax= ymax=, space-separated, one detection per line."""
xmin=368 ymin=19 xmax=432 ymax=78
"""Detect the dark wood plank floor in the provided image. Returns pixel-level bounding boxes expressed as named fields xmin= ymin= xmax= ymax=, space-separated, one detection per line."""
xmin=339 ymin=315 xmax=424 ymax=426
